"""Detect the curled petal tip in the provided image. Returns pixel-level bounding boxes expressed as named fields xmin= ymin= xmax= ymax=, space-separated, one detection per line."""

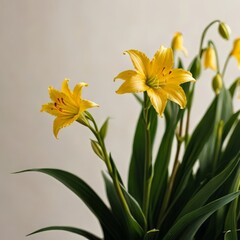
xmin=79 ymin=82 xmax=88 ymax=87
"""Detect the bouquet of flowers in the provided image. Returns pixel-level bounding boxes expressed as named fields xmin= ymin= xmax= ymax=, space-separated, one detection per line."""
xmin=18 ymin=20 xmax=240 ymax=240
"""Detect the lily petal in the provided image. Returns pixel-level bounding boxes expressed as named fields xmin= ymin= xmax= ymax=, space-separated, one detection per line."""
xmin=48 ymin=87 xmax=66 ymax=103
xmin=73 ymin=82 xmax=88 ymax=102
xmin=80 ymin=99 xmax=99 ymax=112
xmin=151 ymin=46 xmax=173 ymax=76
xmin=116 ymin=74 xmax=149 ymax=94
xmin=114 ymin=70 xmax=137 ymax=81
xmin=147 ymin=88 xmax=167 ymax=116
xmin=124 ymin=50 xmax=150 ymax=76
xmin=53 ymin=115 xmax=80 ymax=139
xmin=162 ymin=84 xmax=187 ymax=109
xmin=164 ymin=69 xmax=195 ymax=85
xmin=61 ymin=79 xmax=72 ymax=97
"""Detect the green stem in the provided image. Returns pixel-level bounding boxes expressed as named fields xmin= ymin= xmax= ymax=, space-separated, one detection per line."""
xmin=142 ymin=92 xmax=152 ymax=223
xmin=222 ymin=53 xmax=231 ymax=79
xmin=199 ymin=20 xmax=220 ymax=57
xmin=185 ymin=20 xmax=220 ymax=141
xmin=209 ymin=40 xmax=220 ymax=73
xmin=82 ymin=117 xmax=131 ymax=217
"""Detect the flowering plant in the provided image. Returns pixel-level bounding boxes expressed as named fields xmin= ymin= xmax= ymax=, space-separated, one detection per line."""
xmin=19 ymin=20 xmax=240 ymax=240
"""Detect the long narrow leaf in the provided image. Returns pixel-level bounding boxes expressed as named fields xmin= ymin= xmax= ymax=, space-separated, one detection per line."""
xmin=172 ymin=89 xmax=227 ymax=200
xmin=222 ymin=110 xmax=240 ymax=142
xmin=16 ymin=168 xmax=123 ymax=240
xmin=149 ymin=102 xmax=179 ymax=226
xmin=221 ymin=121 xmax=240 ymax=167
xmin=177 ymin=152 xmax=240 ymax=219
xmin=27 ymin=226 xmax=102 ymax=240
xmin=224 ymin=168 xmax=240 ymax=240
xmin=128 ymin=107 xmax=158 ymax=207
xmin=103 ymin=172 xmax=144 ymax=239
xmin=162 ymin=191 xmax=240 ymax=240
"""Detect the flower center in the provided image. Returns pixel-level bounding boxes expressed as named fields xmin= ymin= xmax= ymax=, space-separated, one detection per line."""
xmin=146 ymin=67 xmax=172 ymax=89
xmin=53 ymin=97 xmax=66 ymax=112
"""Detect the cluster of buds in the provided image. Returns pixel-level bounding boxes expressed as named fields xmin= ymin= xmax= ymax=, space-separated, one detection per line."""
xmin=172 ymin=21 xmax=240 ymax=96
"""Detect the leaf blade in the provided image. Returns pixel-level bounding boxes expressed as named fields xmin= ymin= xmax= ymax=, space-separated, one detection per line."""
xmin=27 ymin=226 xmax=102 ymax=240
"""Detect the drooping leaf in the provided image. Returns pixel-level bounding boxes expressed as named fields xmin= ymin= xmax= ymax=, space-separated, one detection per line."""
xmin=16 ymin=168 xmax=123 ymax=240
xmin=27 ymin=226 xmax=102 ymax=240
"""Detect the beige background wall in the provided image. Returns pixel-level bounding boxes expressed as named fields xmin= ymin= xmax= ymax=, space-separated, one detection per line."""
xmin=1 ymin=0 xmax=240 ymax=239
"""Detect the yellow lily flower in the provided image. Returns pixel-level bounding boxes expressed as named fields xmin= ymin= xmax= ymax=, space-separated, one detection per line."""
xmin=230 ymin=38 xmax=240 ymax=68
xmin=203 ymin=46 xmax=217 ymax=71
xmin=115 ymin=46 xmax=195 ymax=116
xmin=41 ymin=79 xmax=98 ymax=138
xmin=171 ymin=32 xmax=188 ymax=56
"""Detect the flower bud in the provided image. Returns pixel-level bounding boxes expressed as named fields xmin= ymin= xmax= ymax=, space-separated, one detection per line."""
xmin=212 ymin=73 xmax=223 ymax=95
xmin=218 ymin=22 xmax=231 ymax=40
xmin=171 ymin=32 xmax=188 ymax=56
xmin=204 ymin=46 xmax=217 ymax=71
xmin=91 ymin=140 xmax=105 ymax=161
xmin=230 ymin=38 xmax=240 ymax=68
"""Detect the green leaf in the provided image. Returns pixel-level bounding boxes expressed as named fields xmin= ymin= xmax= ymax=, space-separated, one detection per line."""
xmin=27 ymin=226 xmax=101 ymax=240
xmin=221 ymin=121 xmax=240 ymax=167
xmin=188 ymin=55 xmax=201 ymax=79
xmin=16 ymin=168 xmax=123 ymax=240
xmin=229 ymin=77 xmax=240 ymax=98
xmin=224 ymin=167 xmax=240 ymax=240
xmin=149 ymin=102 xmax=179 ymax=226
xmin=103 ymin=172 xmax=144 ymax=239
xmin=128 ymin=106 xmax=158 ymax=207
xmin=222 ymin=110 xmax=240 ymax=142
xmin=177 ymin=152 xmax=240 ymax=219
xmin=177 ymin=57 xmax=184 ymax=69
xmin=173 ymin=88 xmax=231 ymax=199
xmin=197 ymin=88 xmax=233 ymax=181
xmin=162 ymin=191 xmax=240 ymax=240
xmin=224 ymin=230 xmax=240 ymax=240
xmin=100 ymin=117 xmax=110 ymax=140
xmin=144 ymin=229 xmax=159 ymax=240
xmin=172 ymin=93 xmax=218 ymax=200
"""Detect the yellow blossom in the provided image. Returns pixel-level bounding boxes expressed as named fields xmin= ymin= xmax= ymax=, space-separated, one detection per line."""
xmin=41 ymin=79 xmax=98 ymax=138
xmin=171 ymin=32 xmax=188 ymax=56
xmin=230 ymin=38 xmax=240 ymax=68
xmin=114 ymin=46 xmax=195 ymax=116
xmin=204 ymin=46 xmax=217 ymax=71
